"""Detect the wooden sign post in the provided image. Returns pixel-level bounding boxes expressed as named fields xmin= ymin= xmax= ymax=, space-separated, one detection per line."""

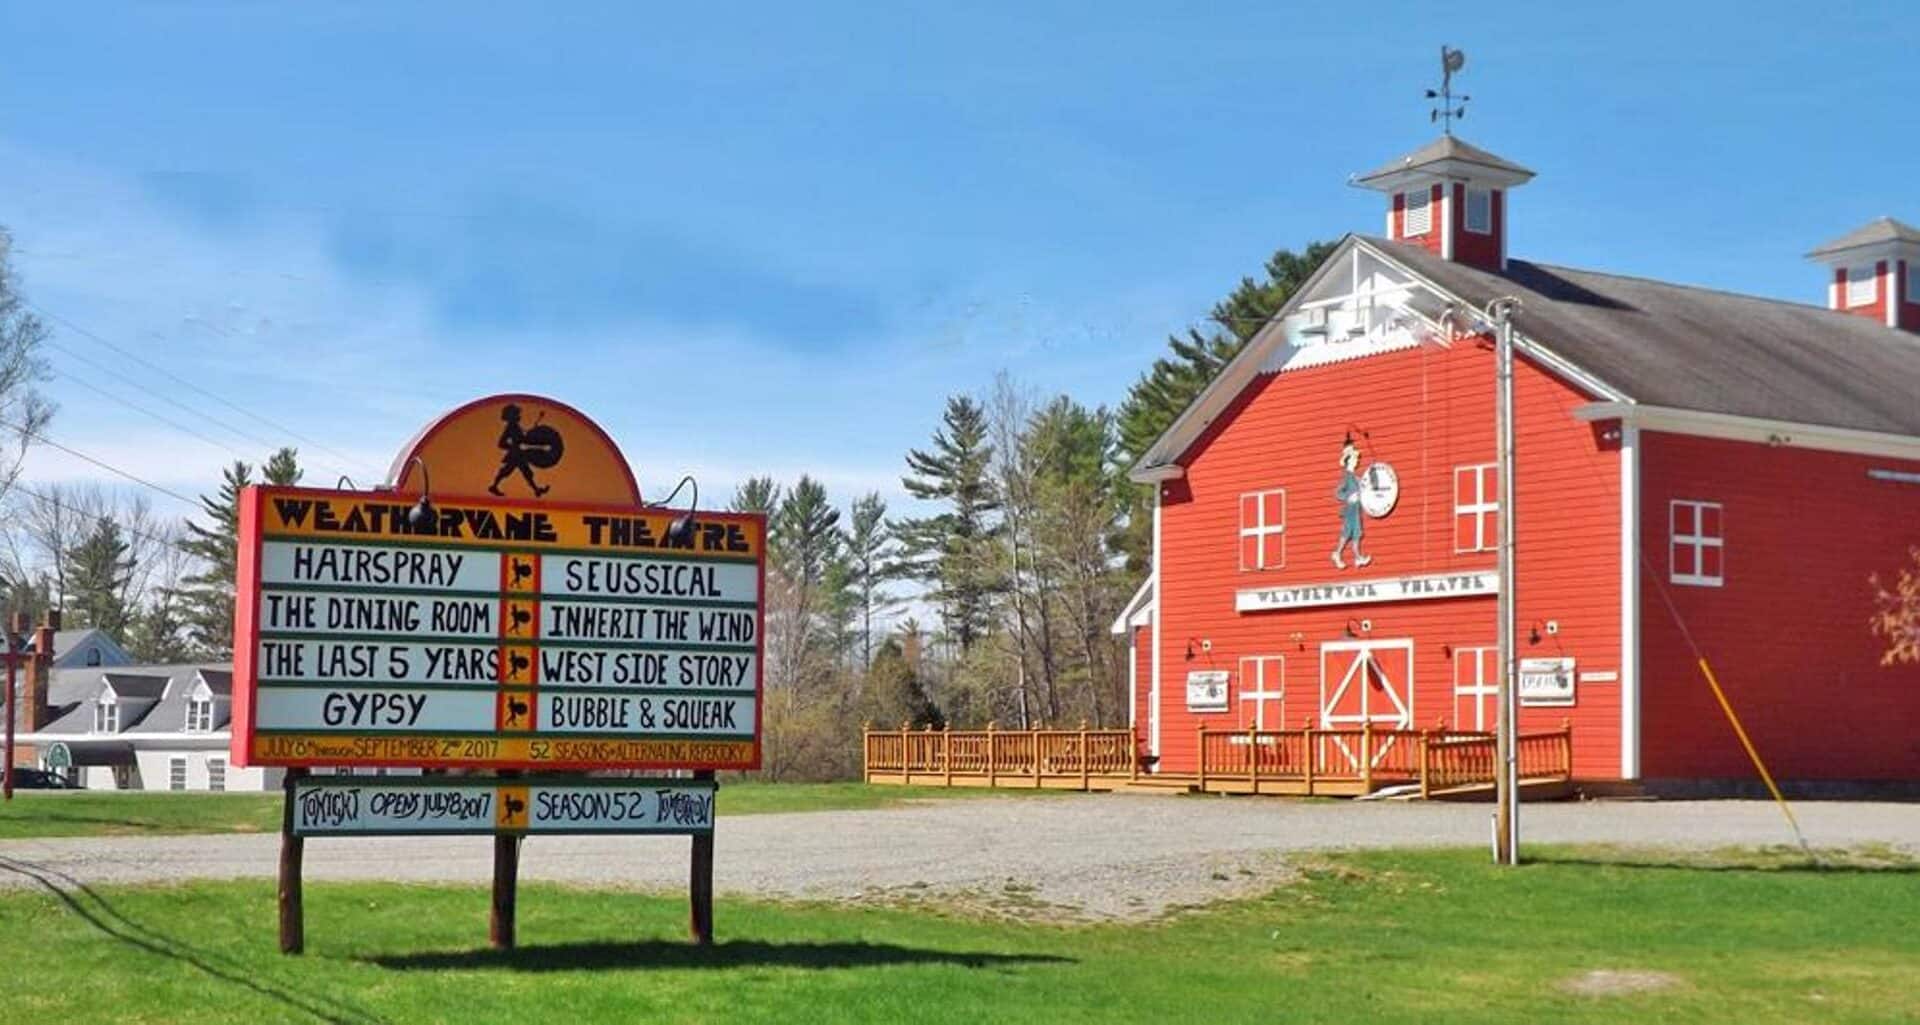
xmin=237 ymin=394 xmax=764 ymax=954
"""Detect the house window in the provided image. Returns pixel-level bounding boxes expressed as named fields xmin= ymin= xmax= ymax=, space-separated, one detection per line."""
xmin=1403 ymin=189 xmax=1432 ymax=236
xmin=1238 ymin=488 xmax=1286 ymax=570
xmin=1236 ymin=655 xmax=1286 ymax=729
xmin=1846 ymin=265 xmax=1877 ymax=307
xmin=1908 ymin=262 xmax=1919 ymax=304
xmin=186 ymin=697 xmax=213 ymax=733
xmin=1453 ymin=464 xmax=1499 ymax=553
xmin=85 ymin=648 xmax=102 ymax=666
xmin=168 ymin=757 xmax=188 ymax=792
xmin=1452 ymin=646 xmax=1498 ymax=731
xmin=1464 ymin=187 xmax=1492 ymax=234
xmin=92 ymin=699 xmax=118 ymax=734
xmin=1670 ymin=499 xmax=1725 ymax=587
xmin=207 ymin=758 xmax=227 ymax=793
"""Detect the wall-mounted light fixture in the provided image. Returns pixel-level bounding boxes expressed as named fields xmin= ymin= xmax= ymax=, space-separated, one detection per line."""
xmin=404 ymin=457 xmax=435 ymax=530
xmin=652 ymin=475 xmax=701 ymax=547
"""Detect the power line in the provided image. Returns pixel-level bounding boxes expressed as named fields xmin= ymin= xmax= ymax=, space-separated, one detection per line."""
xmin=48 ymin=366 xmax=263 ymax=468
xmin=2 ymin=479 xmax=185 ymax=551
xmin=0 ymin=416 xmax=199 ymax=508
xmin=25 ymin=302 xmax=382 ymax=478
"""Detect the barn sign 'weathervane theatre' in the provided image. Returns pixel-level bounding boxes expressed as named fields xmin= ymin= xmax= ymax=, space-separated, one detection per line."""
xmin=231 ymin=393 xmax=765 ymax=952
xmin=1116 ymin=111 xmax=1920 ymax=794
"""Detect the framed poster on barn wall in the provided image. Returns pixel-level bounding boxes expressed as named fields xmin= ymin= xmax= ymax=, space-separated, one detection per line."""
xmin=1186 ymin=670 xmax=1230 ymax=712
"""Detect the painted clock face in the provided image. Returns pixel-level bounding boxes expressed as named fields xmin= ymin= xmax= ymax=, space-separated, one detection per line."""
xmin=1359 ymin=462 xmax=1399 ymax=518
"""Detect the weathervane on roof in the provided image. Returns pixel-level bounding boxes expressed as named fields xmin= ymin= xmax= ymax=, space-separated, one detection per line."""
xmin=1426 ymin=46 xmax=1469 ymax=135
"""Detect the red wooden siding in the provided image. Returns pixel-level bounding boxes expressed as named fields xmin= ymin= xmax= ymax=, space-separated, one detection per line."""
xmin=1450 ymin=183 xmax=1503 ymax=270
xmin=1152 ymin=340 xmax=1623 ymax=778
xmin=1637 ymin=432 xmax=1920 ymax=781
xmin=1898 ymin=258 xmax=1920 ymax=332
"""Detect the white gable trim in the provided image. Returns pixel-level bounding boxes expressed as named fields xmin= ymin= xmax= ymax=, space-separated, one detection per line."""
xmin=1575 ymin=403 xmax=1920 ymax=461
xmin=1128 ymin=236 xmax=1634 ymax=484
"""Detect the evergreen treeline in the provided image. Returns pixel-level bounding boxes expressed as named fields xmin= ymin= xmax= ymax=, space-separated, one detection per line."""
xmin=0 ymin=228 xmax=1334 ymax=780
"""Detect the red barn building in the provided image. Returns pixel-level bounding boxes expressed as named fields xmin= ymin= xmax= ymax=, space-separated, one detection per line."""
xmin=1117 ymin=135 xmax=1920 ymax=792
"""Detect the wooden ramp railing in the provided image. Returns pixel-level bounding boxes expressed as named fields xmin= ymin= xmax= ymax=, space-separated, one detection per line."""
xmin=864 ymin=722 xmax=1139 ymax=789
xmin=863 ymin=721 xmax=1574 ymax=798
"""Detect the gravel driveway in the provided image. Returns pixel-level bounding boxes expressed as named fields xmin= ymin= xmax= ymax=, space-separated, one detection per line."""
xmin=4 ymin=795 xmax=1917 ymax=920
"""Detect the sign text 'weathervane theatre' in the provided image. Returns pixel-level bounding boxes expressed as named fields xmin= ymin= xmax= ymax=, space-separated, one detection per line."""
xmin=230 ymin=394 xmax=766 ymax=774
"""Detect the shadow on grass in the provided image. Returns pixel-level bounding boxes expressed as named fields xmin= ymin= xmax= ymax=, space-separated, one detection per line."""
xmin=0 ymin=813 xmax=204 ymax=834
xmin=1526 ymin=850 xmax=1920 ymax=876
xmin=0 ymin=855 xmax=390 ymax=1025
xmin=366 ymin=939 xmax=1075 ymax=974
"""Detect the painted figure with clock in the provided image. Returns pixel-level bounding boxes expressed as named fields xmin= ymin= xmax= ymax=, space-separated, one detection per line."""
xmin=1331 ymin=434 xmax=1399 ymax=569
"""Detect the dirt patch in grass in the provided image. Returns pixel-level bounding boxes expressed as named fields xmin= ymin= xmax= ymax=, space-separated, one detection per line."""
xmin=1559 ymin=969 xmax=1684 ymax=997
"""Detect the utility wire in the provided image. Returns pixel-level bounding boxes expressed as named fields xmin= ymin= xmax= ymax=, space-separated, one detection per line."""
xmin=2 ymin=479 xmax=187 ymax=551
xmin=25 ymin=301 xmax=381 ymax=477
xmin=0 ymin=416 xmax=199 ymax=507
xmin=48 ymin=366 xmax=265 ymax=468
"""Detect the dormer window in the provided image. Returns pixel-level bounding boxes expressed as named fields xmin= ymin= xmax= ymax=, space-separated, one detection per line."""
xmin=1464 ymin=188 xmax=1492 ymax=234
xmin=93 ymin=697 xmax=119 ymax=734
xmin=1403 ymin=189 xmax=1432 ymax=236
xmin=186 ymin=696 xmax=214 ymax=733
xmin=1846 ymin=265 xmax=1877 ymax=307
xmin=85 ymin=648 xmax=101 ymax=666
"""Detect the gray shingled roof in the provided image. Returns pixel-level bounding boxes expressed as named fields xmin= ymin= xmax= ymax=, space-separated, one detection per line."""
xmin=1355 ymin=135 xmax=1535 ymax=185
xmin=1806 ymin=217 xmax=1920 ymax=258
xmin=20 ymin=664 xmax=232 ymax=735
xmin=1373 ymin=237 xmax=1920 ymax=435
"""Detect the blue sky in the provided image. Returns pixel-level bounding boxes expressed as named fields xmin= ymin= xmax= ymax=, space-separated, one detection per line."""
xmin=1 ymin=2 xmax=1914 ymax=518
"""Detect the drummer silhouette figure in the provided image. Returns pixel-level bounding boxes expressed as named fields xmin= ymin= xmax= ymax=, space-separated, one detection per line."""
xmin=488 ymin=403 xmax=565 ymax=497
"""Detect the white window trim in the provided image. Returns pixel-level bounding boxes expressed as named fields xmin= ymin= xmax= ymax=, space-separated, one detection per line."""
xmin=186 ymin=697 xmax=213 ymax=733
xmin=207 ymin=757 xmax=227 ymax=793
xmin=1236 ymin=655 xmax=1286 ymax=730
xmin=1452 ymin=646 xmax=1498 ymax=732
xmin=1670 ymin=499 xmax=1724 ymax=587
xmin=1464 ymin=187 xmax=1492 ymax=234
xmin=1453 ymin=463 xmax=1498 ymax=554
xmin=167 ymin=756 xmax=189 ymax=792
xmin=93 ymin=697 xmax=118 ymax=734
xmin=1238 ymin=487 xmax=1286 ymax=570
xmin=1846 ymin=265 xmax=1877 ymax=308
xmin=1403 ymin=188 xmax=1432 ymax=237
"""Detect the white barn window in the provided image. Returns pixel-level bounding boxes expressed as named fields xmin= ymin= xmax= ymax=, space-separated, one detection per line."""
xmin=1671 ymin=499 xmax=1724 ymax=587
xmin=1452 ymin=646 xmax=1498 ymax=731
xmin=1236 ymin=655 xmax=1286 ymax=729
xmin=1453 ymin=464 xmax=1498 ymax=553
xmin=1238 ymin=488 xmax=1286 ymax=570
xmin=1464 ymin=187 xmax=1492 ymax=234
xmin=1403 ymin=189 xmax=1432 ymax=236
xmin=1846 ymin=265 xmax=1877 ymax=307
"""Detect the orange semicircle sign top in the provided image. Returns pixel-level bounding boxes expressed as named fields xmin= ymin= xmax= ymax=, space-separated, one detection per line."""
xmin=385 ymin=393 xmax=641 ymax=506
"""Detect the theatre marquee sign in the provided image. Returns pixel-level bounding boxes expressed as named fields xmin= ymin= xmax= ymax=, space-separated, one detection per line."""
xmin=1236 ymin=568 xmax=1496 ymax=613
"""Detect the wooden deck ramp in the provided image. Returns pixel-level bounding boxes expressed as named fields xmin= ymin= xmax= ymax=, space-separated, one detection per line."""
xmin=862 ymin=723 xmax=1574 ymax=800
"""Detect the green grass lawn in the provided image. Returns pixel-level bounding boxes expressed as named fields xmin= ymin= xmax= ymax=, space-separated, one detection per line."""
xmin=0 ymin=782 xmax=1042 ymax=839
xmin=1 ymin=847 xmax=1916 ymax=1024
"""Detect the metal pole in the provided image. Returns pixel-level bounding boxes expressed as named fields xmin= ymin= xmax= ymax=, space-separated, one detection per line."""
xmin=1489 ymin=297 xmax=1522 ymax=866
xmin=2 ymin=614 xmax=22 ymax=801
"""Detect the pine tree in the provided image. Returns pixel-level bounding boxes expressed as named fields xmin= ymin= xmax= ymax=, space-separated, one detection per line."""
xmin=65 ymin=516 xmax=136 ymax=636
xmin=841 ymin=492 xmax=898 ymax=669
xmin=176 ymin=448 xmax=302 ymax=657
xmin=125 ymin=591 xmax=193 ymax=663
xmin=1114 ymin=240 xmax=1338 ymax=570
xmin=895 ymin=395 xmax=1000 ymax=653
